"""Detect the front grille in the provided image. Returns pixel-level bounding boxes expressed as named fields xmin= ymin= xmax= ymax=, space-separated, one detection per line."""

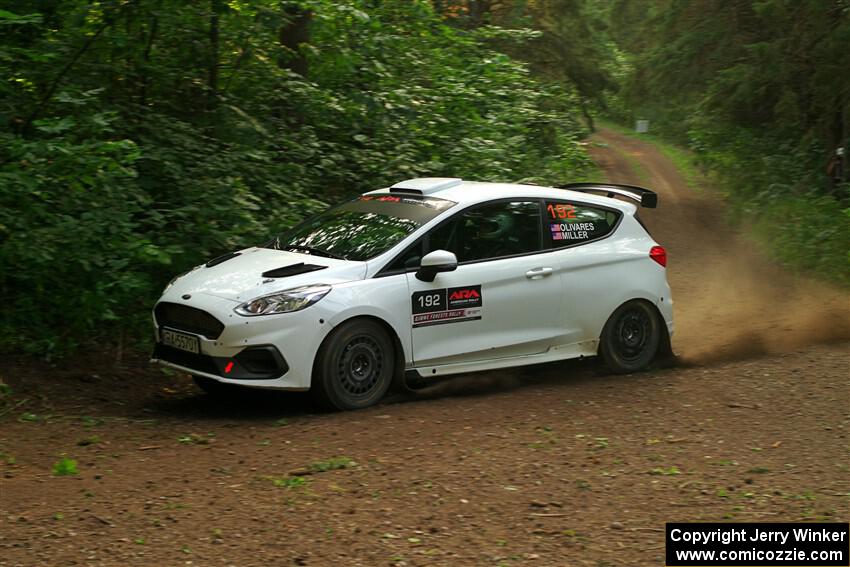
xmin=152 ymin=343 xmax=220 ymax=375
xmin=154 ymin=302 xmax=225 ymax=339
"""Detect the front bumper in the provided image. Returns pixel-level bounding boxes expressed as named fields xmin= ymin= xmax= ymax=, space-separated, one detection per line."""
xmin=150 ymin=291 xmax=331 ymax=390
xmin=152 ymin=343 xmax=288 ymax=380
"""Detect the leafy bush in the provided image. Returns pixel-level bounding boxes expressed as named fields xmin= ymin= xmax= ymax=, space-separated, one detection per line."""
xmin=0 ymin=1 xmax=594 ymax=356
xmin=52 ymin=456 xmax=78 ymax=476
xmin=686 ymin=124 xmax=850 ymax=285
xmin=605 ymin=0 xmax=850 ymax=284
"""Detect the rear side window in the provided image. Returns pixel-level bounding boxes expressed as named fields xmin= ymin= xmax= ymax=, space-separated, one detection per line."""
xmin=544 ymin=201 xmax=620 ymax=247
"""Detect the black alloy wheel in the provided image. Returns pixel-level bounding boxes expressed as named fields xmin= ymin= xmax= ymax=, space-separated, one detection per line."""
xmin=313 ymin=319 xmax=395 ymax=410
xmin=599 ymin=300 xmax=661 ymax=373
xmin=337 ymin=335 xmax=384 ymax=397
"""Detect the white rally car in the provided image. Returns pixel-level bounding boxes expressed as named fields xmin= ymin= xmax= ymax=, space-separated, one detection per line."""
xmin=152 ymin=178 xmax=673 ymax=410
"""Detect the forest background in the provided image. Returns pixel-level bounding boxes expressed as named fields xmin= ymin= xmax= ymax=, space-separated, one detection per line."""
xmin=1 ymin=0 xmax=848 ymax=357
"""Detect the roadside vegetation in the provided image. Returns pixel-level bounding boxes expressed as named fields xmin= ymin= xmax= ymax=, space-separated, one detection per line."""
xmin=2 ymin=0 xmax=847 ymax=358
xmin=603 ymin=0 xmax=850 ymax=285
xmin=0 ymin=1 xmax=596 ymax=356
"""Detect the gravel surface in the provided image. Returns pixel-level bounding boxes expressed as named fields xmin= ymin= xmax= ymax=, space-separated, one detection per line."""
xmin=1 ymin=129 xmax=847 ymax=566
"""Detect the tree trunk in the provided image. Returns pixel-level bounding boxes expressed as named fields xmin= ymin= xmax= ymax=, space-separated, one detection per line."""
xmin=208 ymin=0 xmax=221 ymax=120
xmin=279 ymin=5 xmax=312 ymax=77
xmin=139 ymin=14 xmax=158 ymax=108
xmin=581 ymin=98 xmax=595 ymax=133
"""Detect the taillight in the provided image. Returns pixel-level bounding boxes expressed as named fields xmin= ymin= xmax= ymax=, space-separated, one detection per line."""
xmin=650 ymin=245 xmax=667 ymax=267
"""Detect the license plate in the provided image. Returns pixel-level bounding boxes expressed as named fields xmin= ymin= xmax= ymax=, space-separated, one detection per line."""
xmin=160 ymin=328 xmax=200 ymax=354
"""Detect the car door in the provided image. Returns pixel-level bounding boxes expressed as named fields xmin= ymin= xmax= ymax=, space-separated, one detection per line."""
xmin=404 ymin=199 xmax=563 ymax=366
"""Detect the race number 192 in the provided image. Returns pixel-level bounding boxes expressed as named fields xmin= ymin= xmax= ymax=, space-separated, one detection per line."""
xmin=418 ymin=293 xmax=440 ymax=308
xmin=412 ymin=289 xmax=448 ymax=314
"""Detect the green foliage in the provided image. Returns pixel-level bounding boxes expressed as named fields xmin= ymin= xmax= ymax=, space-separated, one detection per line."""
xmin=272 ymin=476 xmax=308 ymax=489
xmin=604 ymin=0 xmax=850 ymax=283
xmin=309 ymin=456 xmax=356 ymax=472
xmin=689 ymin=124 xmax=850 ymax=284
xmin=0 ymin=1 xmax=593 ymax=355
xmin=648 ymin=466 xmax=681 ymax=476
xmin=178 ymin=433 xmax=211 ymax=445
xmin=52 ymin=456 xmax=78 ymax=476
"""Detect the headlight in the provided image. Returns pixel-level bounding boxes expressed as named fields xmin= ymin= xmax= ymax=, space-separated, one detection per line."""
xmin=234 ymin=284 xmax=331 ymax=316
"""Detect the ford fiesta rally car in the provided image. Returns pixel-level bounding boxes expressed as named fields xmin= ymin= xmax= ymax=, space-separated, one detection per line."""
xmin=152 ymin=178 xmax=673 ymax=410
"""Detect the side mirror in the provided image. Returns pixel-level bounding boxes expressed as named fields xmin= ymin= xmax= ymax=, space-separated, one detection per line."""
xmin=416 ymin=250 xmax=458 ymax=282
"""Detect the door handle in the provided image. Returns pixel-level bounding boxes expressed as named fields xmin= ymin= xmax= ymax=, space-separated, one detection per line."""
xmin=525 ymin=267 xmax=554 ymax=279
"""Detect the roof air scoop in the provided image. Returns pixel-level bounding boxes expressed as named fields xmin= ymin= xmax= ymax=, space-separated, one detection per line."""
xmin=389 ymin=178 xmax=462 ymax=195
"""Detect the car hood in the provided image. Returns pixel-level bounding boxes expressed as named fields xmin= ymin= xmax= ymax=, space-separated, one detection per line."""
xmin=165 ymin=247 xmax=368 ymax=303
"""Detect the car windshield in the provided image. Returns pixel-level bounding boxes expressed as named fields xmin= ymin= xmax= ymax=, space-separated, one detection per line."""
xmin=267 ymin=194 xmax=457 ymax=261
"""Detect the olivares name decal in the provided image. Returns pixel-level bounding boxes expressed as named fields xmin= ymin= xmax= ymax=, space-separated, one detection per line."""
xmin=412 ymin=285 xmax=482 ymax=328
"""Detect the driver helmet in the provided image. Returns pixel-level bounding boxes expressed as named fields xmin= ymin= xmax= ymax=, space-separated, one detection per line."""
xmin=476 ymin=212 xmax=515 ymax=240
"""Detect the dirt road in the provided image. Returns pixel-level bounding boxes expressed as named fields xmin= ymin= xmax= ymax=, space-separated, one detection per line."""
xmin=1 ymin=129 xmax=848 ymax=567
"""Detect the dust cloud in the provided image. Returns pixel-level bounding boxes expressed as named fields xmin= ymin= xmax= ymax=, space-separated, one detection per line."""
xmin=671 ymin=238 xmax=850 ymax=365
xmin=591 ymin=127 xmax=850 ymax=367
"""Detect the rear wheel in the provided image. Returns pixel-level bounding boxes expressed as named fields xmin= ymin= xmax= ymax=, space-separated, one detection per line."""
xmin=599 ymin=300 xmax=661 ymax=373
xmin=312 ymin=319 xmax=394 ymax=411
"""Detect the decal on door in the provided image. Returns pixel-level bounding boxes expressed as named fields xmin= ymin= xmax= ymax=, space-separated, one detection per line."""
xmin=412 ymin=285 xmax=482 ymax=328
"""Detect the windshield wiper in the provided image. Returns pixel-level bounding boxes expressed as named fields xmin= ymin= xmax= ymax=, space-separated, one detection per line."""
xmin=281 ymin=243 xmax=347 ymax=261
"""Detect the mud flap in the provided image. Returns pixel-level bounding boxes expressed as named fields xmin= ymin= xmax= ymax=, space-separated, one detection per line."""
xmin=653 ymin=319 xmax=679 ymax=369
xmin=392 ymin=369 xmax=432 ymax=393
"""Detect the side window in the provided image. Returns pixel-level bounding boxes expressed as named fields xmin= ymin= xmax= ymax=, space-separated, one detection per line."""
xmin=428 ymin=200 xmax=542 ymax=263
xmin=544 ymin=201 xmax=620 ymax=247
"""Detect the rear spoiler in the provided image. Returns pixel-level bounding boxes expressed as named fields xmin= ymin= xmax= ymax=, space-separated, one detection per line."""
xmin=556 ymin=182 xmax=658 ymax=208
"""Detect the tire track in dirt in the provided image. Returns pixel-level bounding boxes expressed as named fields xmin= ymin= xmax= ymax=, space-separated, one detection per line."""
xmin=588 ymin=128 xmax=850 ymax=363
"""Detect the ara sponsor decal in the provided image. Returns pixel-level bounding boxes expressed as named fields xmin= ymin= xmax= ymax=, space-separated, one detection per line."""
xmin=447 ymin=285 xmax=482 ymax=309
xmin=550 ymin=222 xmax=596 ymax=241
xmin=412 ymin=285 xmax=483 ymax=328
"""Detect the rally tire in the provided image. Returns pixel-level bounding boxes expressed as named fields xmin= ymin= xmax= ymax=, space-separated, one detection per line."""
xmin=312 ymin=319 xmax=395 ymax=411
xmin=599 ymin=300 xmax=661 ymax=374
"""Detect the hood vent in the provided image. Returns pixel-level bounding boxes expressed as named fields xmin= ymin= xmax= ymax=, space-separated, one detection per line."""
xmin=262 ymin=263 xmax=327 ymax=278
xmin=206 ymin=251 xmax=241 ymax=268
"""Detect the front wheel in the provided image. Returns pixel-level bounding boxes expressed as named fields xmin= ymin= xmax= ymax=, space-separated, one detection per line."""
xmin=312 ymin=319 xmax=395 ymax=411
xmin=599 ymin=300 xmax=661 ymax=373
